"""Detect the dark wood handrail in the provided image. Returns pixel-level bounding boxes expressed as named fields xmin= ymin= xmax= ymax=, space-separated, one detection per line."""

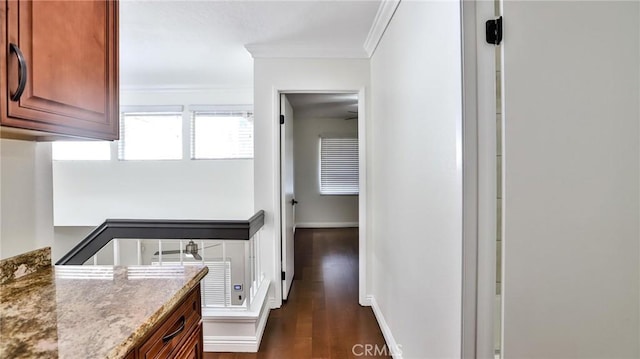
xmin=56 ymin=210 xmax=265 ymax=265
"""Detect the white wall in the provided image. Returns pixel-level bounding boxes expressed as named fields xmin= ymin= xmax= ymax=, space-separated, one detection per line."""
xmin=253 ymin=58 xmax=370 ymax=307
xmin=52 ymin=88 xmax=255 ymax=227
xmin=53 ymin=160 xmax=254 ymax=225
xmin=293 ymin=113 xmax=358 ymax=227
xmin=0 ymin=140 xmax=54 ymax=259
xmin=501 ymin=2 xmax=640 ymax=357
xmin=369 ymin=1 xmax=462 ymax=358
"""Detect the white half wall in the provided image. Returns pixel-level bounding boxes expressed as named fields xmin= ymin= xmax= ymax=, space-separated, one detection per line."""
xmin=0 ymin=140 xmax=54 ymax=259
xmin=253 ymin=58 xmax=370 ymax=307
xmin=293 ymin=113 xmax=358 ymax=227
xmin=369 ymin=1 xmax=462 ymax=358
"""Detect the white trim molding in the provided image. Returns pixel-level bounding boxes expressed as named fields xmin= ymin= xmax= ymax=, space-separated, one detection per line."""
xmin=295 ymin=222 xmax=359 ymax=228
xmin=460 ymin=0 xmax=499 ymax=358
xmin=245 ymin=44 xmax=368 ymax=59
xmin=202 ymin=280 xmax=271 ymax=353
xmin=272 ymin=88 xmax=369 ymax=308
xmin=363 ymin=0 xmax=401 ymax=57
xmin=120 ymin=85 xmax=254 ymax=93
xmin=202 ymin=306 xmax=270 ymax=352
xmin=369 ymin=295 xmax=404 ymax=359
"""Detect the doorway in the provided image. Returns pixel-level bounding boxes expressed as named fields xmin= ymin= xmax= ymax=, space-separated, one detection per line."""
xmin=279 ymin=92 xmax=362 ymax=302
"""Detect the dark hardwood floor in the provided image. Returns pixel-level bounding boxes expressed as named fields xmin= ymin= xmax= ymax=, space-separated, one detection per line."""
xmin=204 ymin=228 xmax=389 ymax=359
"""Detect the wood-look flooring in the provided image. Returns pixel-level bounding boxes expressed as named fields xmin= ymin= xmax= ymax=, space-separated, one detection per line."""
xmin=204 ymin=228 xmax=389 ymax=359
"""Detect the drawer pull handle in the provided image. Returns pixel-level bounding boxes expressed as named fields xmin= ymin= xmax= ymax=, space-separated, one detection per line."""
xmin=162 ymin=316 xmax=186 ymax=343
xmin=9 ymin=43 xmax=27 ymax=102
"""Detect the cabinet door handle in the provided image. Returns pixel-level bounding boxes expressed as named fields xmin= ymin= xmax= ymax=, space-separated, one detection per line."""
xmin=9 ymin=43 xmax=27 ymax=102
xmin=162 ymin=316 xmax=186 ymax=343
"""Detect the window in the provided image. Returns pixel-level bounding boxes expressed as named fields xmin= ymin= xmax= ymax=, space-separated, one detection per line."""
xmin=319 ymin=137 xmax=359 ymax=195
xmin=119 ymin=112 xmax=183 ymax=160
xmin=52 ymin=141 xmax=111 ymax=161
xmin=191 ymin=111 xmax=253 ymax=159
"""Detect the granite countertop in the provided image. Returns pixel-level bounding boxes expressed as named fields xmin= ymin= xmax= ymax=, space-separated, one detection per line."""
xmin=0 ymin=248 xmax=208 ymax=359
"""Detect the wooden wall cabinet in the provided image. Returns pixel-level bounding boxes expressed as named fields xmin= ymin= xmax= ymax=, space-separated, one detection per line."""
xmin=0 ymin=0 xmax=119 ymax=140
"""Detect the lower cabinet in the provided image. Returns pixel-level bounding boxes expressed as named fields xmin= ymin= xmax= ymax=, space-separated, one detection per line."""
xmin=172 ymin=323 xmax=204 ymax=359
xmin=127 ymin=285 xmax=203 ymax=359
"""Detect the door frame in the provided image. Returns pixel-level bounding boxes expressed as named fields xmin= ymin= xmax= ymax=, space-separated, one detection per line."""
xmin=272 ymin=87 xmax=368 ymax=306
xmin=279 ymin=93 xmax=295 ymax=301
xmin=461 ymin=0 xmax=499 ymax=358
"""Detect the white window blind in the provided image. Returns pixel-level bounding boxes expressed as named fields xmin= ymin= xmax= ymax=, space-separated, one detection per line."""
xmin=191 ymin=111 xmax=254 ymax=159
xmin=119 ymin=112 xmax=183 ymax=160
xmin=320 ymin=137 xmax=359 ymax=195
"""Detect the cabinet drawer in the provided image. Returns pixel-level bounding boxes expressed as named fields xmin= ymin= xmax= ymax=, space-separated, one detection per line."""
xmin=139 ymin=286 xmax=201 ymax=359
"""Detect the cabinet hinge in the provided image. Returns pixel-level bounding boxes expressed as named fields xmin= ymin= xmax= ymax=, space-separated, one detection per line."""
xmin=281 ymin=271 xmax=286 ymax=280
xmin=280 ymin=115 xmax=285 ymax=125
xmin=486 ymin=16 xmax=503 ymax=45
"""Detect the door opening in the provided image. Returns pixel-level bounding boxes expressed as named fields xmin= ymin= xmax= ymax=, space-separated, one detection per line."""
xmin=279 ymin=92 xmax=361 ymax=303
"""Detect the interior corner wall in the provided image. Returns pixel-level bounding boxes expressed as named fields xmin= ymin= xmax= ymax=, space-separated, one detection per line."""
xmin=0 ymin=139 xmax=54 ymax=259
xmin=369 ymin=1 xmax=462 ymax=358
xmin=293 ymin=113 xmax=358 ymax=227
xmin=253 ymin=58 xmax=370 ymax=306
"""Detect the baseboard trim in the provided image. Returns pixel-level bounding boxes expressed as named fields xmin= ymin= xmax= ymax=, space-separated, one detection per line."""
xmin=360 ymin=294 xmax=372 ymax=307
xmin=295 ymin=222 xmax=359 ymax=228
xmin=203 ymin=297 xmax=271 ymax=352
xmin=203 ymin=335 xmax=261 ymax=352
xmin=203 ymin=281 xmax=271 ymax=353
xmin=368 ymin=295 xmax=404 ymax=359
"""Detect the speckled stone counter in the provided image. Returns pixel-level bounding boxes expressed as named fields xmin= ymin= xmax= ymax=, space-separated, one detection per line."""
xmin=0 ymin=247 xmax=51 ymax=284
xmin=0 ymin=248 xmax=208 ymax=359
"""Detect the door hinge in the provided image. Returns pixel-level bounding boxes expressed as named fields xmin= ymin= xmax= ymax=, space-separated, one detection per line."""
xmin=281 ymin=271 xmax=286 ymax=280
xmin=486 ymin=16 xmax=503 ymax=45
xmin=280 ymin=115 xmax=285 ymax=125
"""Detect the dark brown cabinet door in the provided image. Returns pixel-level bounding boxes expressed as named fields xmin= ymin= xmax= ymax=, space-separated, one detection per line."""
xmin=1 ymin=0 xmax=118 ymax=140
xmin=171 ymin=324 xmax=203 ymax=359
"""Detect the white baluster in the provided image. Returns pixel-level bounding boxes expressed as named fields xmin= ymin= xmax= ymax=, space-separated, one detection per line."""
xmin=222 ymin=240 xmax=227 ymax=307
xmin=113 ymin=239 xmax=120 ymax=266
xmin=180 ymin=239 xmax=184 ymax=265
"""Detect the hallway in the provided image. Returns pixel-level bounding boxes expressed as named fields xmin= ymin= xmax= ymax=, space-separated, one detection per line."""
xmin=205 ymin=228 xmax=389 ymax=358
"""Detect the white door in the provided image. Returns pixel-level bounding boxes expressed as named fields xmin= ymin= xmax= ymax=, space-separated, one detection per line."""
xmin=280 ymin=94 xmax=296 ymax=300
xmin=501 ymin=2 xmax=639 ymax=357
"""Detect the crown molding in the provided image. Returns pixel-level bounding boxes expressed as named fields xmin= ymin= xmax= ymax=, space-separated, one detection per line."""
xmin=244 ymin=44 xmax=368 ymax=59
xmin=363 ymin=0 xmax=401 ymax=58
xmin=120 ymin=84 xmax=253 ymax=93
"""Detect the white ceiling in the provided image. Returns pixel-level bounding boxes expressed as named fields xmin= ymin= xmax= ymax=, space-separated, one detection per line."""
xmin=287 ymin=93 xmax=358 ymax=120
xmin=119 ymin=0 xmax=383 ymax=90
